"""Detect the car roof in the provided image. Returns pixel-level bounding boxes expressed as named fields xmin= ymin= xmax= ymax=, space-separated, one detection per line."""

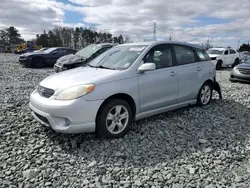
xmin=208 ymin=48 xmax=227 ymax=51
xmin=115 ymin=41 xmax=205 ymax=50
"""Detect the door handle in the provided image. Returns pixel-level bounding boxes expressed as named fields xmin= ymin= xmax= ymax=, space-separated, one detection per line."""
xmin=170 ymin=71 xmax=177 ymax=76
xmin=197 ymin=66 xmax=202 ymax=71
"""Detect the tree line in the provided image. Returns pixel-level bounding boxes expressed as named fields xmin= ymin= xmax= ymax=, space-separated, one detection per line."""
xmin=36 ymin=26 xmax=129 ymax=49
xmin=0 ymin=26 xmax=131 ymax=49
xmin=0 ymin=26 xmax=23 ymax=45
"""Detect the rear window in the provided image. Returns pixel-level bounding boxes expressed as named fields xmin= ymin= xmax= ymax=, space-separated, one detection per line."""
xmin=196 ymin=49 xmax=211 ymax=61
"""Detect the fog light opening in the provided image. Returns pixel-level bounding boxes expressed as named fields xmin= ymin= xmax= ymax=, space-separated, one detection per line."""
xmin=65 ymin=118 xmax=71 ymax=126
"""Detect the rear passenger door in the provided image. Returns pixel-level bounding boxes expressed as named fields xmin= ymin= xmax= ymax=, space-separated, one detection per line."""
xmin=172 ymin=44 xmax=204 ymax=103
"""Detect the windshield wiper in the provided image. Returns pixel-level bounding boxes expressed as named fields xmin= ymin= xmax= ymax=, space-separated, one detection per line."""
xmin=87 ymin=63 xmax=116 ymax=70
xmin=95 ymin=65 xmax=116 ymax=70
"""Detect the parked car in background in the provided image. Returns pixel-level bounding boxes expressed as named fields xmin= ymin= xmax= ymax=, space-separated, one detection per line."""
xmin=239 ymin=51 xmax=250 ymax=62
xmin=29 ymin=41 xmax=222 ymax=138
xmin=230 ymin=58 xmax=250 ymax=83
xmin=19 ymin=47 xmax=77 ymax=68
xmin=54 ymin=43 xmax=115 ymax=73
xmin=33 ymin=47 xmax=48 ymax=53
xmin=18 ymin=47 xmax=37 ymax=54
xmin=207 ymin=47 xmax=240 ymax=70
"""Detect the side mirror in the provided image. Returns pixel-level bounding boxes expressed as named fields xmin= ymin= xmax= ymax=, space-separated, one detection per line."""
xmin=52 ymin=51 xmax=58 ymax=55
xmin=138 ymin=63 xmax=156 ymax=73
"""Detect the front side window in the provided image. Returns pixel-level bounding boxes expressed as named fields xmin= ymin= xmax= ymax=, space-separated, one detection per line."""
xmin=88 ymin=45 xmax=147 ymax=70
xmin=143 ymin=44 xmax=173 ymax=69
xmin=173 ymin=45 xmax=195 ymax=65
xmin=229 ymin=49 xmax=236 ymax=54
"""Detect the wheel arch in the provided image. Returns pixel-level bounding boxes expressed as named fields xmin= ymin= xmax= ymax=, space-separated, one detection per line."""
xmin=196 ymin=79 xmax=213 ymax=98
xmin=95 ymin=93 xmax=137 ymax=122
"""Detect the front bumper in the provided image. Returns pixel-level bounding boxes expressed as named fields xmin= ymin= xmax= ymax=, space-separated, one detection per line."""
xmin=230 ymin=75 xmax=250 ymax=83
xmin=54 ymin=63 xmax=67 ymax=73
xmin=229 ymin=69 xmax=250 ymax=83
xmin=19 ymin=59 xmax=31 ymax=67
xmin=29 ymin=90 xmax=104 ymax=133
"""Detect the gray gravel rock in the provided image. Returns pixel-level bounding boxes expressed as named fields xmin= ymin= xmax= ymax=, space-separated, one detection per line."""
xmin=1 ymin=55 xmax=250 ymax=187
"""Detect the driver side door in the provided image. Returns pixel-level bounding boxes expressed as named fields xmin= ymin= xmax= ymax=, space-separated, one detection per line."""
xmin=137 ymin=44 xmax=178 ymax=113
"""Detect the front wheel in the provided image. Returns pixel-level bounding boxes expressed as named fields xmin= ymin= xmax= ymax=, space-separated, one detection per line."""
xmin=96 ymin=99 xmax=133 ymax=139
xmin=32 ymin=57 xmax=44 ymax=68
xmin=232 ymin=58 xmax=239 ymax=68
xmin=197 ymin=82 xmax=213 ymax=106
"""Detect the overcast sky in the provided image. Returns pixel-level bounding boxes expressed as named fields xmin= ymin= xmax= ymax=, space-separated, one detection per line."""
xmin=1 ymin=0 xmax=250 ymax=48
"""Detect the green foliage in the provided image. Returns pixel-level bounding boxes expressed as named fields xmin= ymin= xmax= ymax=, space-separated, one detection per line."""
xmin=0 ymin=26 xmax=23 ymax=45
xmin=35 ymin=26 xmax=125 ymax=49
xmin=239 ymin=43 xmax=250 ymax=52
xmin=0 ymin=25 xmax=126 ymax=49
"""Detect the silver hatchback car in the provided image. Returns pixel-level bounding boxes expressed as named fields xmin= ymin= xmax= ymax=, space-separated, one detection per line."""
xmin=29 ymin=41 xmax=222 ymax=138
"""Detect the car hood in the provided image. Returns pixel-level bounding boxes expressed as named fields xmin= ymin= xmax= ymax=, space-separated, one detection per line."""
xmin=57 ymin=54 xmax=85 ymax=65
xmin=208 ymin=54 xmax=221 ymax=58
xmin=237 ymin=63 xmax=250 ymax=69
xmin=21 ymin=52 xmax=45 ymax=57
xmin=39 ymin=67 xmax=121 ymax=90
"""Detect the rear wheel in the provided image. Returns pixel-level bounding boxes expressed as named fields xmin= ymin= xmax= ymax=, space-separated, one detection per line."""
xmin=216 ymin=60 xmax=222 ymax=70
xmin=96 ymin=99 xmax=132 ymax=139
xmin=197 ymin=82 xmax=212 ymax=106
xmin=32 ymin=57 xmax=44 ymax=68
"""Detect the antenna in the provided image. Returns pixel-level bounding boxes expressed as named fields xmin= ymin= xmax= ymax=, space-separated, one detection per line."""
xmin=153 ymin=21 xmax=156 ymax=41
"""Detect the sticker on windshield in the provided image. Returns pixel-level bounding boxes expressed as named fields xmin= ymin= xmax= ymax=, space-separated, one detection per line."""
xmin=124 ymin=63 xmax=131 ymax=68
xmin=129 ymin=47 xmax=146 ymax=52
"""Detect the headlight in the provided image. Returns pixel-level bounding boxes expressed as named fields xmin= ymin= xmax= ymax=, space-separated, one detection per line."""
xmin=55 ymin=84 xmax=95 ymax=100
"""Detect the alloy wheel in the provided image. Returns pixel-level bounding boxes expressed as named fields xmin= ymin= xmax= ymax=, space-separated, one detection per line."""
xmin=200 ymin=85 xmax=211 ymax=105
xmin=106 ymin=105 xmax=129 ymax=134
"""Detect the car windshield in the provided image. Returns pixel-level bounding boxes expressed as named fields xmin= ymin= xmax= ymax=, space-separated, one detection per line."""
xmin=88 ymin=45 xmax=147 ymax=70
xmin=207 ymin=49 xmax=224 ymax=55
xmin=76 ymin=44 xmax=103 ymax=58
xmin=40 ymin=48 xmax=48 ymax=51
xmin=43 ymin=48 xmax=57 ymax=53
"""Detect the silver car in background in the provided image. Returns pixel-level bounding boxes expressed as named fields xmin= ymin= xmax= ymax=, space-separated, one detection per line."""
xmin=29 ymin=41 xmax=222 ymax=138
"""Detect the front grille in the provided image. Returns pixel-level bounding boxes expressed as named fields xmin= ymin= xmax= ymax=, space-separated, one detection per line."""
xmin=33 ymin=111 xmax=50 ymax=125
xmin=37 ymin=85 xmax=55 ymax=98
xmin=211 ymin=57 xmax=217 ymax=60
xmin=238 ymin=68 xmax=250 ymax=75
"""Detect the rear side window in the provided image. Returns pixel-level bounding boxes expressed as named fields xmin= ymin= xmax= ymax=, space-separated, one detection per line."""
xmin=173 ymin=45 xmax=195 ymax=65
xmin=196 ymin=48 xmax=211 ymax=61
xmin=229 ymin=49 xmax=236 ymax=54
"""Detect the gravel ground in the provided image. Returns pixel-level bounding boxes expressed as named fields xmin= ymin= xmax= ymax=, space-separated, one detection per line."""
xmin=0 ymin=53 xmax=250 ymax=188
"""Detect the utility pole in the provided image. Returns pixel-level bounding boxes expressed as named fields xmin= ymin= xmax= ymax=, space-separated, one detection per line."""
xmin=153 ymin=21 xmax=156 ymax=41
xmin=237 ymin=40 xmax=240 ymax=50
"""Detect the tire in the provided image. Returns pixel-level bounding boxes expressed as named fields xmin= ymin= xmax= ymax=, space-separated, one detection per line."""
xmin=197 ymin=82 xmax=213 ymax=106
xmin=96 ymin=99 xmax=133 ymax=139
xmin=216 ymin=60 xmax=222 ymax=70
xmin=232 ymin=58 xmax=239 ymax=68
xmin=32 ymin=57 xmax=44 ymax=68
